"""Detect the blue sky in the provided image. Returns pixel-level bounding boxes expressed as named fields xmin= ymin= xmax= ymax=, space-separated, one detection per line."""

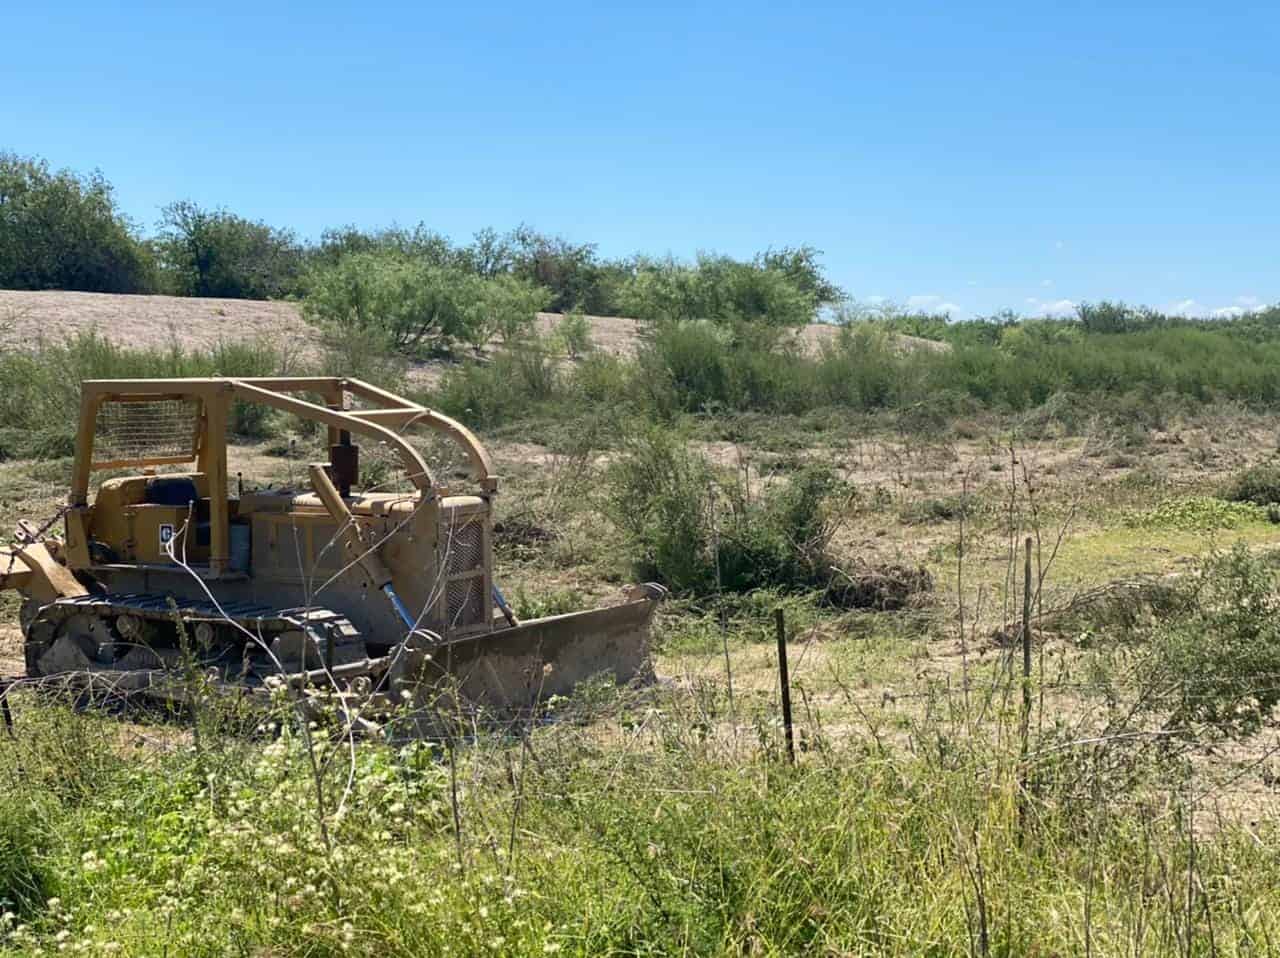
xmin=4 ymin=1 xmax=1276 ymax=318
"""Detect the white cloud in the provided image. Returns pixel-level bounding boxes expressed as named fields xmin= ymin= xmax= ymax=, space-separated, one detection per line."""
xmin=1165 ymin=298 xmax=1202 ymax=317
xmin=1163 ymin=298 xmax=1273 ymax=319
xmin=1025 ymin=298 xmax=1077 ymax=318
xmin=906 ymin=294 xmax=960 ymax=312
xmin=1208 ymin=298 xmax=1272 ymax=318
xmin=905 ymin=294 xmax=961 ymax=315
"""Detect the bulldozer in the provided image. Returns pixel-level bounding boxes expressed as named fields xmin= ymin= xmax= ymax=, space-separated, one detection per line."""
xmin=0 ymin=376 xmax=662 ymax=724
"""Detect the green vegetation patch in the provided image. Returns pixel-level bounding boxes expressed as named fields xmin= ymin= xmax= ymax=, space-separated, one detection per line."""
xmin=1222 ymin=462 xmax=1280 ymax=506
xmin=1122 ymin=495 xmax=1271 ymax=532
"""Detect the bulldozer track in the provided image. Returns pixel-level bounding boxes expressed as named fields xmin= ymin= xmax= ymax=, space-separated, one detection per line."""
xmin=25 ymin=592 xmax=375 ymax=685
xmin=47 ymin=592 xmax=362 ymax=639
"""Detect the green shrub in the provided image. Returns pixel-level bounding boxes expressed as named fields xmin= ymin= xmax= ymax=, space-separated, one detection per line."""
xmin=634 ymin=320 xmax=735 ymax=414
xmin=815 ymin=324 xmax=911 ymax=408
xmin=1133 ymin=547 xmax=1280 ymax=738
xmin=434 ymin=361 xmax=513 ymax=429
xmin=616 ymin=251 xmax=830 ymax=326
xmin=156 ymin=200 xmax=303 ymax=299
xmin=1223 ymin=463 xmax=1280 ymax=506
xmin=472 ymin=274 xmax=553 ymax=346
xmin=569 ymin=352 xmax=632 ymax=405
xmin=1122 ymin=496 xmax=1265 ymax=531
xmin=555 ymin=310 xmax=593 ymax=358
xmin=604 ymin=426 xmax=715 ymax=593
xmin=715 ymin=463 xmax=847 ymax=593
xmin=502 ymin=225 xmax=617 ymax=313
xmin=303 ymin=251 xmax=479 ymax=357
xmin=604 ymin=428 xmax=848 ymax=596
xmin=312 ymin=222 xmax=460 ymax=271
xmin=1077 ymin=299 xmax=1141 ymax=334
xmin=0 ymin=152 xmax=155 ymax=294
xmin=509 ymin=585 xmax=587 ymax=619
xmin=899 ymin=494 xmax=978 ymax=525
xmin=315 ymin=317 xmax=409 ymax=386
xmin=435 ymin=341 xmax=562 ymax=429
xmin=0 ymin=427 xmax=76 ymax=462
xmin=633 ymin=320 xmax=822 ymax=417
xmin=508 ymin=340 xmax=559 ymax=401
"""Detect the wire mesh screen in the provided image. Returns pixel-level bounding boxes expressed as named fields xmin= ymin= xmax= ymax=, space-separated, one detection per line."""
xmin=445 ymin=518 xmax=485 ymax=576
xmin=447 ymin=577 xmax=486 ymax=630
xmin=94 ymin=399 xmax=200 ymax=463
xmin=442 ymin=514 xmax=488 ymax=630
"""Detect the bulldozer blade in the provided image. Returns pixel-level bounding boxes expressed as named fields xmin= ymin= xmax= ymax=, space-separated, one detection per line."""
xmin=420 ymin=584 xmax=665 ymax=713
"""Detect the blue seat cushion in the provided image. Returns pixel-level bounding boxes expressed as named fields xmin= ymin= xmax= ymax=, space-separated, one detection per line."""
xmin=145 ymin=477 xmax=198 ymax=506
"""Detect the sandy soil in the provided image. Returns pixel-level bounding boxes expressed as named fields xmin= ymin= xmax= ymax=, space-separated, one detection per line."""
xmin=0 ymin=289 xmax=317 ymax=357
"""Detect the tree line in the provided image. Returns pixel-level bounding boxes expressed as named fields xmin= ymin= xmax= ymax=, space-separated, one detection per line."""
xmin=0 ymin=151 xmax=844 ymax=331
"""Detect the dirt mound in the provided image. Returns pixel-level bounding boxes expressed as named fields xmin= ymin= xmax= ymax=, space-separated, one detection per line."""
xmin=534 ymin=311 xmax=949 ymax=358
xmin=0 ymin=289 xmax=318 ymax=358
xmin=0 ymin=290 xmax=947 ymax=367
xmin=795 ymin=321 xmax=949 ymax=355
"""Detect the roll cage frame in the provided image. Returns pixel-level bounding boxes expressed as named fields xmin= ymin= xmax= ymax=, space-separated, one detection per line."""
xmin=67 ymin=377 xmax=496 ymax=576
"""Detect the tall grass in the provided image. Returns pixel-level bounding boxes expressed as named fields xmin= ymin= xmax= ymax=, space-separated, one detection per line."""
xmin=12 ymin=309 xmax=1280 ymax=460
xmin=2 ymin=660 xmax=1279 ymax=955
xmin=431 ymin=313 xmax=1280 ymax=438
xmin=0 ymin=331 xmax=296 ymax=459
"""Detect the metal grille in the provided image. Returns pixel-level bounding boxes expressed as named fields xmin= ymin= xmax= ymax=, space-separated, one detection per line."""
xmin=446 ymin=577 xmax=485 ymax=630
xmin=94 ymin=399 xmax=200 ymax=463
xmin=446 ymin=519 xmax=484 ymax=575
xmin=442 ymin=515 xmax=487 ymax=630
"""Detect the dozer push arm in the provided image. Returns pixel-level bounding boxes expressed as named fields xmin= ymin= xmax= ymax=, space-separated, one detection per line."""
xmin=308 ymin=463 xmax=395 ymax=588
xmin=308 ymin=464 xmax=417 ymax=632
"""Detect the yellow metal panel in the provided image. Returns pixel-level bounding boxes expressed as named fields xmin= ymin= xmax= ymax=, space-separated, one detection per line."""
xmin=70 ymin=393 xmax=101 ymax=506
xmin=63 ymin=508 xmax=91 ymax=569
xmin=203 ymin=389 xmax=230 ymax=575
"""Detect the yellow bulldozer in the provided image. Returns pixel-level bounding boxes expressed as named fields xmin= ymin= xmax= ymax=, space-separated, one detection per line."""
xmin=0 ymin=376 xmax=662 ymax=724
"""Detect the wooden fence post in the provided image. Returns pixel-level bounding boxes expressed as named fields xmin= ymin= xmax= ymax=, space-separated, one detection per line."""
xmin=775 ymin=607 xmax=795 ymax=765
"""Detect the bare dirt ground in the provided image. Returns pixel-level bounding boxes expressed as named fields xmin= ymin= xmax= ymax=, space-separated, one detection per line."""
xmin=0 ymin=289 xmax=317 ymax=356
